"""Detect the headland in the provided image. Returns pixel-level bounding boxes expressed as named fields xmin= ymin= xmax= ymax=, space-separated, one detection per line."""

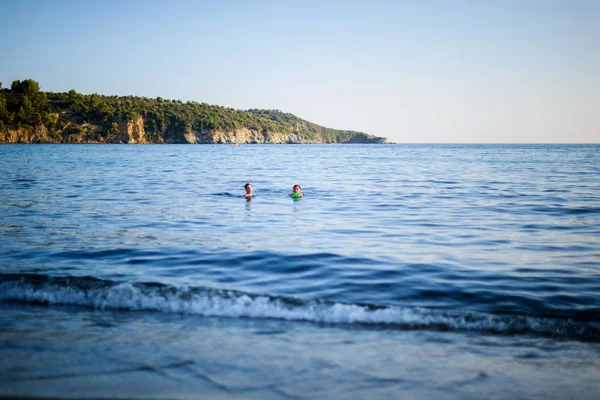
xmin=0 ymin=79 xmax=387 ymax=144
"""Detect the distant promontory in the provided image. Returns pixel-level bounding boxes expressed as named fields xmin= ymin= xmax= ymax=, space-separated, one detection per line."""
xmin=0 ymin=79 xmax=387 ymax=144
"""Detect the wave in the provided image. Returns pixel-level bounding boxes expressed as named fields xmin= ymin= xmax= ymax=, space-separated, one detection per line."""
xmin=211 ymin=192 xmax=241 ymax=198
xmin=1 ymin=274 xmax=598 ymax=342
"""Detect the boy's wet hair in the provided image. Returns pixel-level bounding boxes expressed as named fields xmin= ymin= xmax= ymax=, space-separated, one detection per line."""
xmin=293 ymin=184 xmax=301 ymax=190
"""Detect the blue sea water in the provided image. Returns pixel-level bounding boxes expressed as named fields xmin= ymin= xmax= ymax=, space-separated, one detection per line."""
xmin=0 ymin=143 xmax=599 ymax=399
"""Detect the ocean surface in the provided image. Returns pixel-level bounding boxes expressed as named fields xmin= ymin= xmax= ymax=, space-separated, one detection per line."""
xmin=1 ymin=143 xmax=599 ymax=399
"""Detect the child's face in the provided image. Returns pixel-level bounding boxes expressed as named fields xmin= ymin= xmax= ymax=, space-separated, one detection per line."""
xmin=293 ymin=186 xmax=301 ymax=193
xmin=246 ymin=185 xmax=252 ymax=193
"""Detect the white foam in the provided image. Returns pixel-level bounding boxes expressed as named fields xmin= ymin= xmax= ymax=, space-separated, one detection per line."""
xmin=0 ymin=279 xmax=594 ymax=340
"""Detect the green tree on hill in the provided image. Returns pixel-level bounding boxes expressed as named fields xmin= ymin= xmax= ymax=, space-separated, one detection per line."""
xmin=0 ymin=90 xmax=9 ymax=131
xmin=8 ymin=79 xmax=49 ymax=126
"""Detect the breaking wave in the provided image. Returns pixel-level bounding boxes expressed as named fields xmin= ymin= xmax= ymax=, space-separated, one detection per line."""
xmin=1 ymin=273 xmax=598 ymax=342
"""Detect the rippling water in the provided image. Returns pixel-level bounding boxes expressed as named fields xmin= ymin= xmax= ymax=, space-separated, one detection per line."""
xmin=1 ymin=144 xmax=599 ymax=399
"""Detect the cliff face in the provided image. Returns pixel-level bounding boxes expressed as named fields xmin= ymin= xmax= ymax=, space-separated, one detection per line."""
xmin=1 ymin=117 xmax=151 ymax=144
xmin=1 ymin=118 xmax=388 ymax=144
xmin=0 ymin=125 xmax=56 ymax=143
xmin=208 ymin=128 xmax=338 ymax=144
xmin=122 ymin=117 xmax=148 ymax=143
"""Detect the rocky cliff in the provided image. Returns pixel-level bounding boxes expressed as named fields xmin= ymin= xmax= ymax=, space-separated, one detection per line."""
xmin=1 ymin=118 xmax=387 ymax=144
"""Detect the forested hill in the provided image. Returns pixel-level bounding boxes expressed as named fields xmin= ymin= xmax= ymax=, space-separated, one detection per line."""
xmin=0 ymin=79 xmax=387 ymax=144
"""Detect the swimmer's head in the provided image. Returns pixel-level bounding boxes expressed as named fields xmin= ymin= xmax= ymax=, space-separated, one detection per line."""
xmin=292 ymin=185 xmax=301 ymax=193
xmin=244 ymin=183 xmax=252 ymax=193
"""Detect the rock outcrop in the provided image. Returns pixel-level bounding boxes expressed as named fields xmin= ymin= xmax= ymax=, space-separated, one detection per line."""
xmin=0 ymin=120 xmax=387 ymax=144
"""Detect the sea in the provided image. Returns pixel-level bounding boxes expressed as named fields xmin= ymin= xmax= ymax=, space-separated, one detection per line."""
xmin=0 ymin=143 xmax=599 ymax=400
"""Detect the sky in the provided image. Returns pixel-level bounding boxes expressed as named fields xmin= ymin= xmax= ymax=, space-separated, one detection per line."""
xmin=1 ymin=0 xmax=598 ymax=143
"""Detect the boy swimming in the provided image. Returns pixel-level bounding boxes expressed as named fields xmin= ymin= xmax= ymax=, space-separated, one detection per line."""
xmin=289 ymin=184 xmax=306 ymax=198
xmin=244 ymin=183 xmax=253 ymax=199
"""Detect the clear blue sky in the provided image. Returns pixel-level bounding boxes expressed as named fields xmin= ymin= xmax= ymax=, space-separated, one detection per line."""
xmin=1 ymin=0 xmax=598 ymax=143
